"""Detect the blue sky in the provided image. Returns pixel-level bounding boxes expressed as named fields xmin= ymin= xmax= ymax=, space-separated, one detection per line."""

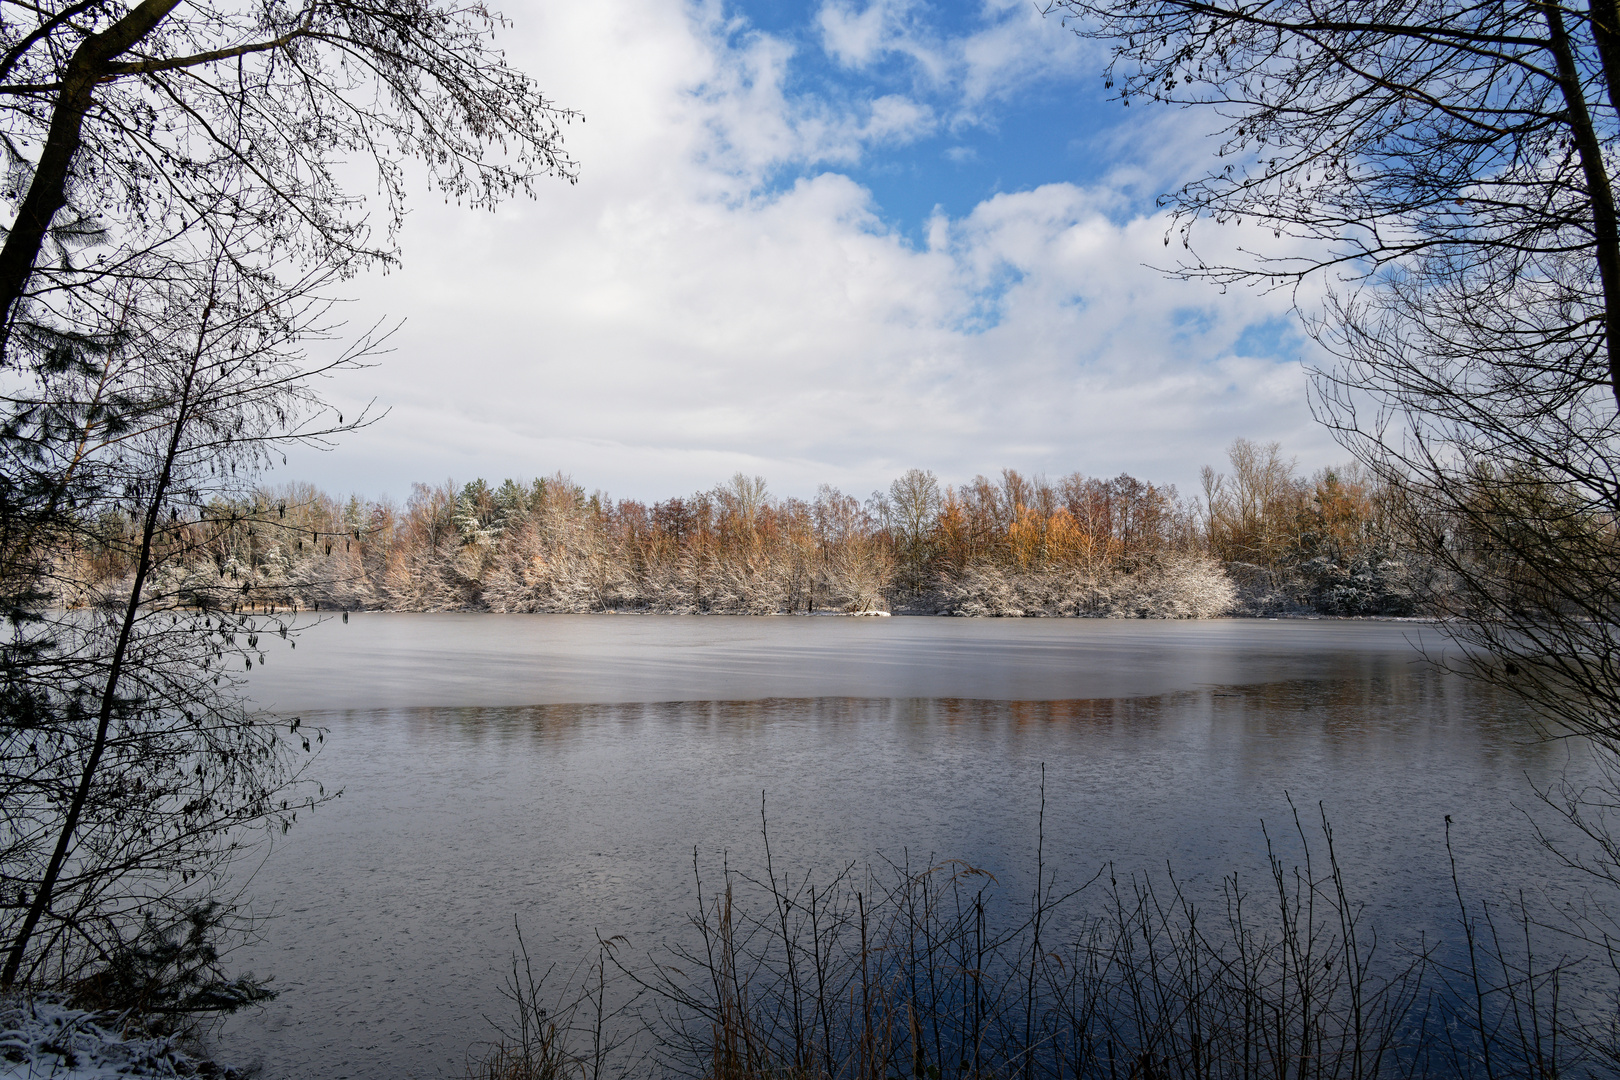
xmin=719 ymin=0 xmax=1117 ymax=237
xmin=288 ymin=0 xmax=1337 ymax=504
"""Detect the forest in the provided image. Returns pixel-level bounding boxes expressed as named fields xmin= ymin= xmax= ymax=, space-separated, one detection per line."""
xmin=49 ymin=438 xmax=1434 ymax=620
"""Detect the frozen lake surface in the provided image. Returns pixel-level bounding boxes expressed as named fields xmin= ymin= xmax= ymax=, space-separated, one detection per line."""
xmin=216 ymin=615 xmax=1585 ymax=1079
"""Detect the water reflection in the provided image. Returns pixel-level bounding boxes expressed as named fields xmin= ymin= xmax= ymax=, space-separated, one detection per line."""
xmin=323 ymin=673 xmax=1546 ymax=770
xmin=244 ymin=613 xmax=1458 ymax=711
xmin=208 ymin=617 xmax=1605 ymax=1078
xmin=217 ymin=670 xmax=1588 ymax=1080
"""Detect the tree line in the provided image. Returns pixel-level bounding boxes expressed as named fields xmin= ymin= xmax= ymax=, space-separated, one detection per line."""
xmin=47 ymin=439 xmax=1438 ymax=619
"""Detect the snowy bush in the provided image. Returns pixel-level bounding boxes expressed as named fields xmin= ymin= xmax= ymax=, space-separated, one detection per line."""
xmin=934 ymin=557 xmax=1235 ymax=618
xmin=0 ymin=999 xmax=225 ymax=1079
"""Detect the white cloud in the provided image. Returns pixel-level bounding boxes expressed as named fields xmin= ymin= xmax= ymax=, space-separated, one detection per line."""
xmin=281 ymin=0 xmax=1342 ymax=504
xmin=956 ymin=0 xmax=1100 ymax=107
xmin=813 ymin=0 xmax=1096 ymax=121
xmin=817 ymin=0 xmax=948 ymax=80
xmin=863 ymin=94 xmax=935 ymax=142
xmin=817 ymin=0 xmax=894 ymax=67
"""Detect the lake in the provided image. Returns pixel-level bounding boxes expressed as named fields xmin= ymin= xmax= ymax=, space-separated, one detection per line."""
xmin=216 ymin=614 xmax=1595 ymax=1080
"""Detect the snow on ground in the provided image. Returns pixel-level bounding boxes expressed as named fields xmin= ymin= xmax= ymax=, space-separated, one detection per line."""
xmin=0 ymin=999 xmax=208 ymax=1079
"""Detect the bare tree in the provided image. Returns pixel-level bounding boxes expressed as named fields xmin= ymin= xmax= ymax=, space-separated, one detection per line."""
xmin=0 ymin=223 xmax=371 ymax=990
xmin=1047 ymin=0 xmax=1620 ymax=399
xmin=0 ymin=0 xmax=579 ymax=334
xmin=718 ymin=474 xmax=769 ymax=532
xmin=886 ymin=468 xmax=942 ymax=593
xmin=1047 ymin=0 xmax=1620 ymax=737
xmin=0 ymin=0 xmax=579 ymax=998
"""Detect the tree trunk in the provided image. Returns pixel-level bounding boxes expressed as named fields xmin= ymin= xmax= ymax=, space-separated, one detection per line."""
xmin=1588 ymin=0 xmax=1620 ymax=114
xmin=0 ymin=0 xmax=181 ymax=327
xmin=1544 ymin=1 xmax=1620 ymax=411
xmin=0 ymin=300 xmax=203 ymax=988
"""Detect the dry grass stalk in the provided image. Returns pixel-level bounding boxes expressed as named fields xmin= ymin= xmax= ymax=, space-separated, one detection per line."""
xmin=548 ymin=796 xmax=1606 ymax=1080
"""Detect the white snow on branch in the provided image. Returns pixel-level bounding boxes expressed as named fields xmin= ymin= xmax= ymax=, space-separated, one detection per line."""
xmin=0 ymin=1000 xmax=204 ymax=1079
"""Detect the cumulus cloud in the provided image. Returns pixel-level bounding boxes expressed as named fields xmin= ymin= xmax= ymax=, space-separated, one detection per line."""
xmin=814 ymin=0 xmax=1097 ymax=116
xmin=283 ymin=0 xmax=1341 ymax=504
xmin=817 ymin=0 xmax=945 ymax=76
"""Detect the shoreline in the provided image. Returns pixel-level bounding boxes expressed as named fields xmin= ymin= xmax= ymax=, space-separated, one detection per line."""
xmin=226 ymin=605 xmax=1443 ymax=621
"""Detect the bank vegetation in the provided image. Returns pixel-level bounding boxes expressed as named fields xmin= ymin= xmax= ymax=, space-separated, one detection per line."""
xmin=467 ymin=799 xmax=1617 ymax=1080
xmin=39 ymin=439 xmax=1454 ymax=620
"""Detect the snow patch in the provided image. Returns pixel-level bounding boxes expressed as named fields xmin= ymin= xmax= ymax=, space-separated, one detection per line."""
xmin=0 ymin=999 xmax=207 ymax=1079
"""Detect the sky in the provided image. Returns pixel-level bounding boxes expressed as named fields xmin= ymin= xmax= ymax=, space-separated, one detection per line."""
xmin=283 ymin=0 xmax=1344 ymax=505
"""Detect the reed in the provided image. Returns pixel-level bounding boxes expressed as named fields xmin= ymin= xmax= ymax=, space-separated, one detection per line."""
xmin=471 ymin=796 xmax=1611 ymax=1080
xmin=466 ymin=922 xmax=625 ymax=1080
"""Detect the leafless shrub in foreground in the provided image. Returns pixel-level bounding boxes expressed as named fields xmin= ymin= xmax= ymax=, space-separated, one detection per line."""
xmin=503 ymin=796 xmax=1607 ymax=1080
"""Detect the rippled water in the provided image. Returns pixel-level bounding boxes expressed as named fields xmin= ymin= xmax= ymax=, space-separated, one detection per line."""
xmin=214 ymin=615 xmax=1590 ymax=1080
